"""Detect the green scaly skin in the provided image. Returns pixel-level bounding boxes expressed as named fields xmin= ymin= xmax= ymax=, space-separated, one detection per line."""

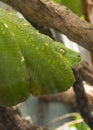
xmin=0 ymin=21 xmax=30 ymax=106
xmin=0 ymin=8 xmax=81 ymax=105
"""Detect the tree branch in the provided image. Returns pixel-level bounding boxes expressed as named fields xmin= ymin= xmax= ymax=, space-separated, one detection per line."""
xmin=1 ymin=0 xmax=93 ymax=51
xmin=0 ymin=106 xmax=49 ymax=130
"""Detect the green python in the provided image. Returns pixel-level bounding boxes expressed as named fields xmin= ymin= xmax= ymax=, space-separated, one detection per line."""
xmin=0 ymin=8 xmax=81 ymax=106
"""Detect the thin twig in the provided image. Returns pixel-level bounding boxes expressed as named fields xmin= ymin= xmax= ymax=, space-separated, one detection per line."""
xmin=56 ymin=119 xmax=83 ymax=130
xmin=47 ymin=112 xmax=79 ymax=127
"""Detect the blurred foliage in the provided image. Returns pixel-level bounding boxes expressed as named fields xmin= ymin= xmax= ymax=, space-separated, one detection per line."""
xmin=75 ymin=122 xmax=90 ymax=130
xmin=71 ymin=115 xmax=90 ymax=130
xmin=53 ymin=0 xmax=62 ymax=4
xmin=53 ymin=0 xmax=82 ymax=16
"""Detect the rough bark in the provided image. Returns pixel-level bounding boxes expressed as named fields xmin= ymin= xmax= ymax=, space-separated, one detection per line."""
xmin=81 ymin=0 xmax=93 ymax=63
xmin=39 ymin=83 xmax=93 ymax=111
xmin=81 ymin=0 xmax=93 ymax=23
xmin=0 ymin=106 xmax=49 ymax=130
xmin=73 ymin=69 xmax=93 ymax=130
xmin=1 ymin=0 xmax=93 ymax=52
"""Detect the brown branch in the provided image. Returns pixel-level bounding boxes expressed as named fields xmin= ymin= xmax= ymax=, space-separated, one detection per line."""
xmin=81 ymin=0 xmax=93 ymax=63
xmin=39 ymin=84 xmax=93 ymax=111
xmin=77 ymin=61 xmax=93 ymax=85
xmin=1 ymin=0 xmax=93 ymax=51
xmin=81 ymin=0 xmax=93 ymax=23
xmin=72 ymin=69 xmax=93 ymax=130
xmin=0 ymin=107 xmax=49 ymax=130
